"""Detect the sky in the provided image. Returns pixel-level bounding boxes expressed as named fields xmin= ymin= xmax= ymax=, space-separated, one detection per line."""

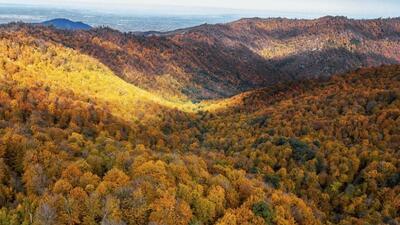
xmin=0 ymin=0 xmax=399 ymax=18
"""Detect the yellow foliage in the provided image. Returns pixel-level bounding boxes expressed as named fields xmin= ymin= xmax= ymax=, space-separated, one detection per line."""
xmin=0 ymin=37 xmax=203 ymax=123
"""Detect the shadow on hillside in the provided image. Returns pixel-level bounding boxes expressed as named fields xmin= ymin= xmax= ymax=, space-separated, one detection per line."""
xmin=8 ymin=23 xmax=399 ymax=100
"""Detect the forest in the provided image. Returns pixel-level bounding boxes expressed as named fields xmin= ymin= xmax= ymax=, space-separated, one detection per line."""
xmin=0 ymin=19 xmax=398 ymax=225
xmin=5 ymin=16 xmax=400 ymax=100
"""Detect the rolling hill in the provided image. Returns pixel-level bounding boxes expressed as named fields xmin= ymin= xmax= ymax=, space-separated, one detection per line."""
xmin=198 ymin=64 xmax=400 ymax=224
xmin=0 ymin=16 xmax=398 ymax=225
xmin=5 ymin=16 xmax=400 ymax=100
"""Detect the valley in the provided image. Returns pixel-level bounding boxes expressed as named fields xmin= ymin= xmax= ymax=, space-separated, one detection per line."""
xmin=10 ymin=16 xmax=400 ymax=101
xmin=0 ymin=16 xmax=399 ymax=225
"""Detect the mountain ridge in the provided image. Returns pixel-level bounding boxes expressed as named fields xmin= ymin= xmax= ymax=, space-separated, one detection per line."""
xmin=3 ymin=16 xmax=399 ymax=100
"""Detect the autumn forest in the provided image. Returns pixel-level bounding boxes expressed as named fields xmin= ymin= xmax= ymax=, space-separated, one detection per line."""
xmin=0 ymin=16 xmax=399 ymax=225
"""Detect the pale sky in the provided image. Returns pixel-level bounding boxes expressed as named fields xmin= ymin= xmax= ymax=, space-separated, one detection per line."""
xmin=1 ymin=0 xmax=400 ymax=18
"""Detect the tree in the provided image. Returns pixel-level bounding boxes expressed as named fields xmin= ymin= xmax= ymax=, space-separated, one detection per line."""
xmin=207 ymin=185 xmax=226 ymax=217
xmin=34 ymin=202 xmax=56 ymax=225
xmin=149 ymin=195 xmax=192 ymax=225
xmin=101 ymin=196 xmax=126 ymax=225
xmin=252 ymin=201 xmax=274 ymax=224
xmin=24 ymin=164 xmax=49 ymax=196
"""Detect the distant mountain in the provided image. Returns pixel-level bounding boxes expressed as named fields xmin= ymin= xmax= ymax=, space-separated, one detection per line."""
xmin=41 ymin=18 xmax=92 ymax=30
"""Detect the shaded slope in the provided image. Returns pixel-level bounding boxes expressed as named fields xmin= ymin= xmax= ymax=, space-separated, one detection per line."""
xmin=8 ymin=24 xmax=282 ymax=100
xmin=3 ymin=16 xmax=399 ymax=100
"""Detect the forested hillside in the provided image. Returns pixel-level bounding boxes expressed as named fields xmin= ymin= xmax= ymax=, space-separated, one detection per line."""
xmin=200 ymin=65 xmax=400 ymax=224
xmin=0 ymin=17 xmax=399 ymax=224
xmin=0 ymin=26 xmax=322 ymax=225
xmin=3 ymin=16 xmax=400 ymax=100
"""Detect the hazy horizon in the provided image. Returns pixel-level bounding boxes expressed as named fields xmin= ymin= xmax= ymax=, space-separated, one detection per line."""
xmin=0 ymin=1 xmax=399 ymax=32
xmin=1 ymin=0 xmax=399 ymax=18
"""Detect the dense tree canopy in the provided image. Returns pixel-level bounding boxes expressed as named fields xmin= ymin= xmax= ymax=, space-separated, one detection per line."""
xmin=0 ymin=23 xmax=399 ymax=225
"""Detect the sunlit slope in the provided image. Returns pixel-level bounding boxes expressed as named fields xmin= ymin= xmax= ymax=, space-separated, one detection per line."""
xmin=0 ymin=35 xmax=198 ymax=122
